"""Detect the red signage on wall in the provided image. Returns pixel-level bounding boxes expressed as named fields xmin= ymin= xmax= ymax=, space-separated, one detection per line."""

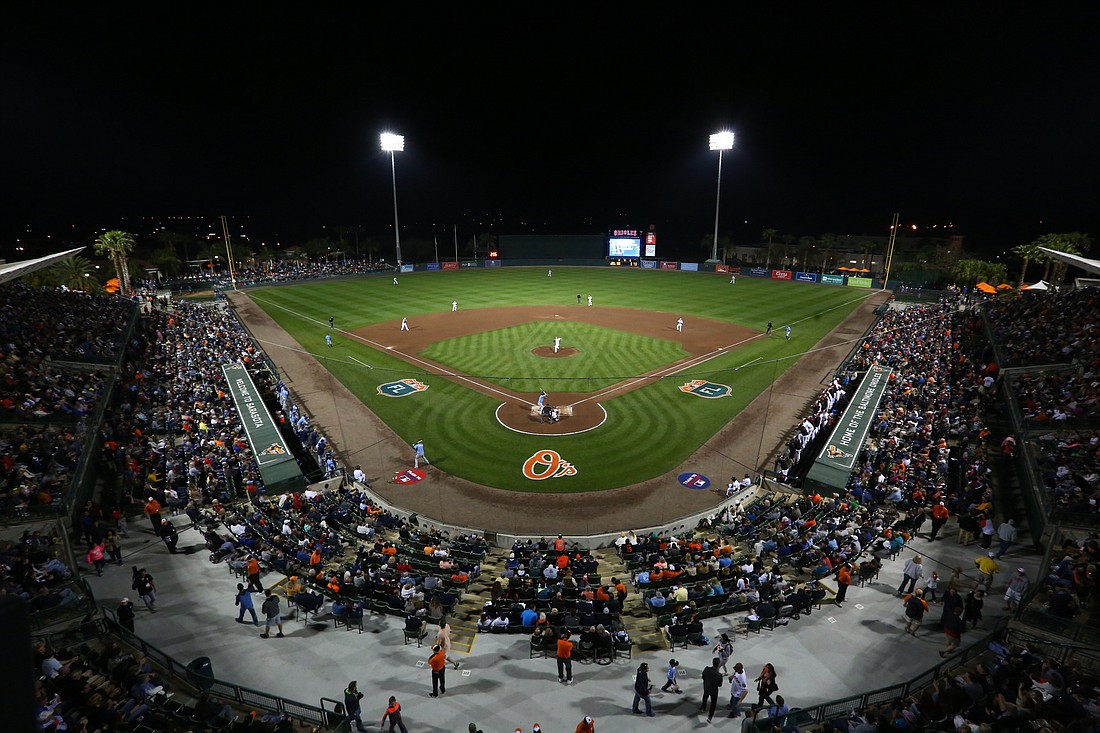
xmin=442 ymin=261 xmax=460 ymax=270
xmin=715 ymin=264 xmax=729 ymax=273
xmin=771 ymin=270 xmax=793 ymax=280
xmin=660 ymin=261 xmax=678 ymax=270
xmin=645 ymin=232 xmax=656 ymax=245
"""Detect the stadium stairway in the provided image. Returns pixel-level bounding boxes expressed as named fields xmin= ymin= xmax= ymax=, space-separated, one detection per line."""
xmin=446 ymin=547 xmax=509 ymax=654
xmin=592 ymin=548 xmax=668 ymax=652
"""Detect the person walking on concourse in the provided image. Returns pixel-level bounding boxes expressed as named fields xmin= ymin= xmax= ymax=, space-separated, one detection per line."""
xmin=632 ymin=662 xmax=655 ymax=716
xmin=380 ymin=696 xmax=408 ymax=733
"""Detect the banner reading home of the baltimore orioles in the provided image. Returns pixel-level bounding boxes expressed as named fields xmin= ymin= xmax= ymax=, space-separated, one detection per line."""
xmin=222 ymin=362 xmax=306 ymax=495
xmin=803 ymin=364 xmax=893 ymax=493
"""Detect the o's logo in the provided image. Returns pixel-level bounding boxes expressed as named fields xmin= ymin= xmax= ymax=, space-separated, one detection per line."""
xmin=522 ymin=450 xmax=578 ymax=480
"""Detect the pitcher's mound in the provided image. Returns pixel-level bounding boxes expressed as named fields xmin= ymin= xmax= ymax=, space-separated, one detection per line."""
xmin=532 ymin=346 xmax=579 ymax=358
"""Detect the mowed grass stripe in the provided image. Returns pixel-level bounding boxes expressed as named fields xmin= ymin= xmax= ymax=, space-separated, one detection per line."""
xmin=421 ymin=322 xmax=686 ymax=392
xmin=250 ymin=269 xmax=870 ymax=490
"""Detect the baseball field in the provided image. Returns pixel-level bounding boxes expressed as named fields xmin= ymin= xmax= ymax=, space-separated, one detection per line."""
xmin=246 ymin=267 xmax=871 ymax=492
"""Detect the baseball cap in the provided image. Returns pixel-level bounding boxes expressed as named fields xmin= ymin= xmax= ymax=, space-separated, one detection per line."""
xmin=585 ymin=717 xmax=593 ymax=724
xmin=670 ymin=658 xmax=679 ymax=666
xmin=1017 ymin=567 xmax=1025 ymax=573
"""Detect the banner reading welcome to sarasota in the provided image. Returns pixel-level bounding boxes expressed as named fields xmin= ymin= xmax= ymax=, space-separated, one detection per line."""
xmin=222 ymin=362 xmax=306 ymax=495
xmin=804 ymin=363 xmax=893 ymax=492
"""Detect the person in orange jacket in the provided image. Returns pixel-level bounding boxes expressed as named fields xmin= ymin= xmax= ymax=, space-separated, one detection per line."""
xmin=835 ymin=563 xmax=852 ymax=606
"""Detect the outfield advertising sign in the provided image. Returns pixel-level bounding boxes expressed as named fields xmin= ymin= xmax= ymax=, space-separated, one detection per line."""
xmin=442 ymin=261 xmax=459 ymax=270
xmin=222 ymin=362 xmax=305 ymax=494
xmin=796 ymin=272 xmax=818 ymax=283
xmin=805 ymin=364 xmax=893 ymax=491
xmin=771 ymin=270 xmax=793 ymax=280
xmin=484 ymin=259 xmax=502 ymax=268
xmin=426 ymin=262 xmax=441 ymax=271
xmin=460 ymin=260 xmax=479 ymax=268
xmin=715 ymin=264 xmax=729 ymax=274
xmin=746 ymin=267 xmax=770 ymax=277
xmin=680 ymin=262 xmax=699 ymax=272
xmin=660 ymin=261 xmax=678 ymax=270
xmin=847 ymin=277 xmax=873 ymax=288
xmin=400 ymin=264 xmax=415 ymax=273
xmin=821 ymin=274 xmax=846 ymax=286
xmin=640 ymin=260 xmax=658 ymax=269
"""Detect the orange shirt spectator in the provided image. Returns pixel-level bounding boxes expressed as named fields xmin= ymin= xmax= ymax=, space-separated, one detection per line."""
xmin=556 ymin=637 xmax=573 ymax=659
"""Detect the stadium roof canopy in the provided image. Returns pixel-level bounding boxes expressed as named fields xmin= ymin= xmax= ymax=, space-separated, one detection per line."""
xmin=0 ymin=247 xmax=85 ymax=285
xmin=1038 ymin=246 xmax=1100 ymax=278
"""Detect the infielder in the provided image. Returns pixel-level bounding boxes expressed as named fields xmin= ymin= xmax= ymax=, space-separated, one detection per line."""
xmin=400 ymin=318 xmax=409 ymax=331
xmin=676 ymin=318 xmax=683 ymax=333
xmin=325 ymin=334 xmax=333 ymax=348
xmin=587 ymin=295 xmax=593 ymax=306
xmin=785 ymin=325 xmax=792 ymax=340
xmin=451 ymin=300 xmax=458 ymax=312
xmin=412 ymin=440 xmax=429 ymax=468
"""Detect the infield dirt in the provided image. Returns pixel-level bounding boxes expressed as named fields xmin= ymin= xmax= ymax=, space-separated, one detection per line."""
xmin=353 ymin=305 xmax=757 ymax=434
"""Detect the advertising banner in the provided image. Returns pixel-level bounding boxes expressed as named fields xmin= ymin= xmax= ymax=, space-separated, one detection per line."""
xmin=771 ymin=269 xmax=793 ymax=280
xmin=441 ymin=261 xmax=460 ymax=270
xmin=821 ymin=274 xmax=846 ymax=286
xmin=715 ymin=264 xmax=729 ymax=274
xmin=399 ymin=264 xmax=415 ymax=273
xmin=660 ymin=261 xmax=678 ymax=270
xmin=847 ymin=277 xmax=873 ymax=288
xmin=680 ymin=262 xmax=699 ymax=272
xmin=426 ymin=262 xmax=440 ymax=271
xmin=795 ymin=272 xmax=818 ymax=283
xmin=460 ymin=260 xmax=479 ymax=268
xmin=805 ymin=364 xmax=893 ymax=492
xmin=484 ymin=259 xmax=502 ymax=268
xmin=746 ymin=266 xmax=770 ymax=278
xmin=640 ymin=260 xmax=658 ymax=269
xmin=222 ymin=362 xmax=305 ymax=495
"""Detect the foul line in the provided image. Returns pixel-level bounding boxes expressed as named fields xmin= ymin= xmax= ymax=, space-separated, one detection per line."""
xmin=250 ymin=295 xmax=532 ymax=408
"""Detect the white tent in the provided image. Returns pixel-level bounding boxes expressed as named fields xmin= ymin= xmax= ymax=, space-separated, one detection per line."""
xmin=1024 ymin=280 xmax=1050 ymax=290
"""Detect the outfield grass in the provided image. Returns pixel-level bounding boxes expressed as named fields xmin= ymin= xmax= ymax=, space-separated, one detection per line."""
xmin=249 ymin=268 xmax=870 ymax=491
xmin=421 ymin=321 xmax=688 ymax=392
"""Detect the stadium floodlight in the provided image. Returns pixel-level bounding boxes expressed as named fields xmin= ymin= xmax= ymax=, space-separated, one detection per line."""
xmin=709 ymin=130 xmax=735 ymax=262
xmin=380 ymin=133 xmax=405 ymax=264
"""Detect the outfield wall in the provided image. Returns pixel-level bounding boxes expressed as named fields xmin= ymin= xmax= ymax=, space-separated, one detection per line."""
xmin=398 ymin=257 xmax=883 ymax=288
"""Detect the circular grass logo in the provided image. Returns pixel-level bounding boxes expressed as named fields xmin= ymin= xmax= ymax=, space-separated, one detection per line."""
xmin=522 ymin=450 xmax=578 ymax=480
xmin=677 ymin=472 xmax=711 ymax=490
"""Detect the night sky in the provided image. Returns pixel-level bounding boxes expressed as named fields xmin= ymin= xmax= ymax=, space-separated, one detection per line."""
xmin=4 ymin=5 xmax=1099 ymax=259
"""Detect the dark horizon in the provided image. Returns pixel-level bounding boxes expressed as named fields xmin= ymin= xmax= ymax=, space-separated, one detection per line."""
xmin=3 ymin=6 xmax=1098 ymax=261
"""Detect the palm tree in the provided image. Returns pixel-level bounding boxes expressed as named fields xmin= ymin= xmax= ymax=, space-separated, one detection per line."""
xmin=761 ymin=228 xmax=778 ymax=269
xmin=1011 ymin=241 xmax=1041 ymax=287
xmin=94 ymin=230 xmax=136 ymax=295
xmin=149 ymin=247 xmax=183 ymax=278
xmin=818 ymin=233 xmax=839 ymax=271
xmin=798 ymin=236 xmax=815 ymax=269
xmin=51 ymin=255 xmax=99 ymax=291
xmin=780 ymin=234 xmax=795 ymax=267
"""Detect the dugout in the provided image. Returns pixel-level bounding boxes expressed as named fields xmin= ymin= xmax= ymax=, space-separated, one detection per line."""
xmin=498 ymin=234 xmax=606 ymax=263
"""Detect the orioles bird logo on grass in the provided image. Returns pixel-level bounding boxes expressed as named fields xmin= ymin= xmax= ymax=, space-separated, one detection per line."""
xmin=522 ymin=450 xmax=577 ymax=480
xmin=260 ymin=443 xmax=287 ymax=456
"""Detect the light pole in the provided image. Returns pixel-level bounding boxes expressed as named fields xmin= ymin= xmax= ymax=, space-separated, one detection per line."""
xmin=709 ymin=130 xmax=735 ymax=262
xmin=380 ymin=132 xmax=405 ymax=265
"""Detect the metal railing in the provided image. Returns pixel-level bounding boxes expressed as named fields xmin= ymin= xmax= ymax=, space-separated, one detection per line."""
xmin=100 ymin=609 xmax=331 ymax=729
xmin=752 ymin=617 xmax=1008 ymax=729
